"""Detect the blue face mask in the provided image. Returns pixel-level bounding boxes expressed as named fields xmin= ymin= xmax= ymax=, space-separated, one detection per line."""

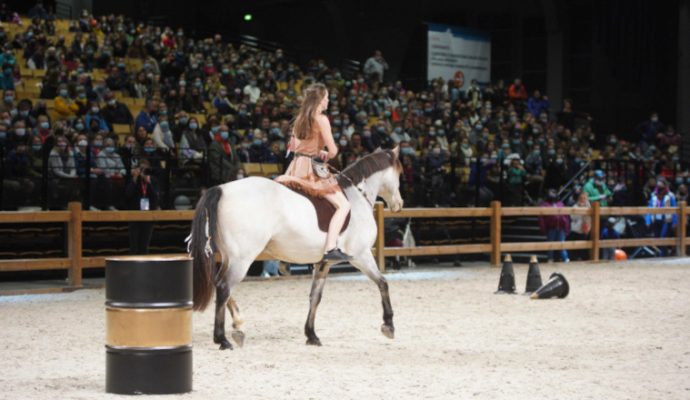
xmin=270 ymin=127 xmax=281 ymax=135
xmin=75 ymin=123 xmax=84 ymax=131
xmin=220 ymin=131 xmax=230 ymax=140
xmin=40 ymin=122 xmax=50 ymax=129
xmin=0 ymin=131 xmax=6 ymax=139
xmin=105 ymin=146 xmax=115 ymax=153
xmin=144 ymin=147 xmax=155 ymax=153
xmin=179 ymin=117 xmax=188 ymax=125
xmin=32 ymin=144 xmax=42 ymax=152
xmin=189 ymin=122 xmax=198 ymax=130
xmin=253 ymin=139 xmax=262 ymax=146
xmin=401 ymin=147 xmax=414 ymax=155
xmin=160 ymin=121 xmax=169 ymax=131
xmin=211 ymin=126 xmax=220 ymax=133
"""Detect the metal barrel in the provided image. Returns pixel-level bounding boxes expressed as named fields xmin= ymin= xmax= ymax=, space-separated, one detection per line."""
xmin=105 ymin=256 xmax=193 ymax=395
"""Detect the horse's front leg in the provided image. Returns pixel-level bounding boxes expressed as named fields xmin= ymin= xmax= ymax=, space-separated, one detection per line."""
xmin=304 ymin=261 xmax=331 ymax=346
xmin=350 ymin=253 xmax=394 ymax=339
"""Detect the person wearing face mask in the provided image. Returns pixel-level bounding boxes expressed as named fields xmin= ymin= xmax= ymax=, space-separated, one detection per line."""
xmin=583 ymin=169 xmax=612 ymax=206
xmin=645 ymin=178 xmax=677 ymax=257
xmin=636 ymin=111 xmax=665 ymax=146
xmin=54 ymin=84 xmax=79 ymax=119
xmin=249 ymin=130 xmax=270 ymax=162
xmin=101 ymin=92 xmax=133 ymax=129
xmin=363 ymin=50 xmax=388 ymax=84
xmin=12 ymin=100 xmax=37 ymax=128
xmin=84 ymin=102 xmax=110 ymax=133
xmin=152 ymin=117 xmax=175 ymax=152
xmin=208 ymin=123 xmax=241 ymax=185
xmin=243 ymin=77 xmax=261 ymax=104
xmin=424 ymin=144 xmax=448 ymax=206
xmin=180 ymin=117 xmax=207 ymax=165
xmin=538 ymin=189 xmax=570 ymax=263
xmin=135 ymin=99 xmax=159 ymax=134
xmin=213 ymin=86 xmax=237 ymax=115
xmin=47 ymin=136 xmax=78 ymax=207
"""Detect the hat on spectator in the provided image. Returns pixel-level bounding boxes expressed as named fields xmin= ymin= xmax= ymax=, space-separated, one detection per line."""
xmin=594 ymin=170 xmax=605 ymax=178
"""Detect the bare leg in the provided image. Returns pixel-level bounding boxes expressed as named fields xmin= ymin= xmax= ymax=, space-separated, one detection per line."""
xmin=227 ymin=296 xmax=245 ymax=347
xmin=304 ymin=261 xmax=331 ymax=345
xmin=323 ymin=190 xmax=351 ymax=252
xmin=350 ymin=253 xmax=395 ymax=339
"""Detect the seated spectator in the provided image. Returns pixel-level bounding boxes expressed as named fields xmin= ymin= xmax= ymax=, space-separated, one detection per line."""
xmin=12 ymin=99 xmax=36 ymax=128
xmin=172 ymin=111 xmax=189 ymax=143
xmin=85 ymin=102 xmax=110 ymax=133
xmin=48 ymin=135 xmax=78 ymax=208
xmin=134 ymin=125 xmax=149 ymax=146
xmin=135 ymin=98 xmax=158 ymax=134
xmin=1 ymin=88 xmax=14 ymax=113
xmin=54 ymin=84 xmax=79 ymax=119
xmin=101 ymin=92 xmax=133 ymax=128
xmin=539 ymin=189 xmax=570 ymax=262
xmin=636 ymin=111 xmax=665 ymax=146
xmin=6 ymin=142 xmax=37 ymax=206
xmin=213 ymin=86 xmax=236 ymax=115
xmin=152 ymin=116 xmax=175 ymax=153
xmin=179 ymin=117 xmax=207 ymax=165
xmin=208 ymin=124 xmax=241 ymax=185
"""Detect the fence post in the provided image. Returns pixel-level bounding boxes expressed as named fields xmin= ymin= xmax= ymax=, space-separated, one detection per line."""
xmin=375 ymin=202 xmax=385 ymax=272
xmin=678 ymin=201 xmax=687 ymax=256
xmin=68 ymin=201 xmax=83 ymax=287
xmin=591 ymin=201 xmax=601 ymax=261
xmin=490 ymin=200 xmax=502 ymax=267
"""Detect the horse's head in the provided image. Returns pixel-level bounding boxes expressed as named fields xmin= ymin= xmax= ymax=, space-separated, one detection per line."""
xmin=377 ymin=146 xmax=404 ymax=213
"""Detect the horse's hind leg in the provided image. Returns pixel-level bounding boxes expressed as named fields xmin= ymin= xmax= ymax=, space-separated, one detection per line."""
xmin=227 ymin=296 xmax=245 ymax=348
xmin=213 ymin=277 xmax=233 ymax=350
xmin=305 ymin=261 xmax=331 ymax=346
xmin=350 ymin=253 xmax=395 ymax=339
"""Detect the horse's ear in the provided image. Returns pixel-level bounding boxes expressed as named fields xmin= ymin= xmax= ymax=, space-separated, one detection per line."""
xmin=391 ymin=146 xmax=400 ymax=158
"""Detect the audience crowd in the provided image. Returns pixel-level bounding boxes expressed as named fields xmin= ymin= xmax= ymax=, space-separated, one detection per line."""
xmin=0 ymin=6 xmax=687 ymax=223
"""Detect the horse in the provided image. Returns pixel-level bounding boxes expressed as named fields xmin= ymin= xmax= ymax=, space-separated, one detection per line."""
xmin=187 ymin=147 xmax=404 ymax=349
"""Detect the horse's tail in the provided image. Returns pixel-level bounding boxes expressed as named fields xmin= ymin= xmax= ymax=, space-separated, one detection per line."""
xmin=186 ymin=186 xmax=223 ymax=311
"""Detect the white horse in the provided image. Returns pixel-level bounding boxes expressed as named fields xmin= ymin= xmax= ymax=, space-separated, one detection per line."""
xmin=187 ymin=147 xmax=404 ymax=349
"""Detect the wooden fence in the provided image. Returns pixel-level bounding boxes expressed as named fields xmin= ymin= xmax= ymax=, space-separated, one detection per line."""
xmin=0 ymin=201 xmax=687 ymax=292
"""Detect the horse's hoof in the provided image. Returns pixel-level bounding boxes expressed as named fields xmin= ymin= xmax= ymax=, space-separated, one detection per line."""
xmin=231 ymin=330 xmax=245 ymax=348
xmin=306 ymin=337 xmax=322 ymax=346
xmin=217 ymin=339 xmax=233 ymax=350
xmin=381 ymin=324 xmax=395 ymax=339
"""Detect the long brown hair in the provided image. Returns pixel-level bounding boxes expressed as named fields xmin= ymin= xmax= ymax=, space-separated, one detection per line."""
xmin=293 ymin=83 xmax=327 ymax=140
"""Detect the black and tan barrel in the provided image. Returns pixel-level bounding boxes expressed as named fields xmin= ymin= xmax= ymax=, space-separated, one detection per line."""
xmin=105 ymin=256 xmax=193 ymax=395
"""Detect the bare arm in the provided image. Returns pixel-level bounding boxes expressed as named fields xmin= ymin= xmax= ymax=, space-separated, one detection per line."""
xmin=317 ymin=115 xmax=338 ymax=160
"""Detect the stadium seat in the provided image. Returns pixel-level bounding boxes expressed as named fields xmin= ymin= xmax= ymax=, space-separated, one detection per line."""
xmin=261 ymin=163 xmax=282 ymax=176
xmin=243 ymin=163 xmax=263 ymax=176
xmin=112 ymin=124 xmax=132 ymax=137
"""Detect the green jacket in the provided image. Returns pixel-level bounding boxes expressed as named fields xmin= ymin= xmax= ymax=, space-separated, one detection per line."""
xmin=583 ymin=178 xmax=612 ymax=206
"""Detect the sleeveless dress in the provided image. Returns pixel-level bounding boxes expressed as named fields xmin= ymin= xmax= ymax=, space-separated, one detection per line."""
xmin=275 ymin=126 xmax=340 ymax=197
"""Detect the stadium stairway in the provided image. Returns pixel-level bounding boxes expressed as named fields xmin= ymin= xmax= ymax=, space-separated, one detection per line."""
xmin=501 ymin=216 xmax=549 ymax=263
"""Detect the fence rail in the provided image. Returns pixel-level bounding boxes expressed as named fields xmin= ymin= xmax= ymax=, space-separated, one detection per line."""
xmin=0 ymin=201 xmax=687 ymax=292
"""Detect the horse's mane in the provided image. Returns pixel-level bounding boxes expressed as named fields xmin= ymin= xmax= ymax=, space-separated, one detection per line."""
xmin=337 ymin=149 xmax=400 ymax=188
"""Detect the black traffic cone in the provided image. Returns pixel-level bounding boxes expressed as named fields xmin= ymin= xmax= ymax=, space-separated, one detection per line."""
xmin=495 ymin=254 xmax=516 ymax=294
xmin=530 ymin=272 xmax=569 ymax=299
xmin=524 ymin=255 xmax=543 ymax=294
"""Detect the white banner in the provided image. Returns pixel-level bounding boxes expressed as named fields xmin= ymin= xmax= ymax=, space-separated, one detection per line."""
xmin=427 ymin=23 xmax=491 ymax=87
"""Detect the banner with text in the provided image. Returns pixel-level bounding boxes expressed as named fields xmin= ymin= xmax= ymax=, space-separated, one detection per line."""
xmin=427 ymin=23 xmax=491 ymax=88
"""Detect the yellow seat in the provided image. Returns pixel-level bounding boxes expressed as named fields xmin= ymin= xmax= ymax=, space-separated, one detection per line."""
xmin=112 ymin=124 xmax=132 ymax=136
xmin=32 ymin=69 xmax=46 ymax=79
xmin=243 ymin=163 xmax=262 ymax=176
xmin=261 ymin=163 xmax=282 ymax=176
xmin=189 ymin=113 xmax=206 ymax=126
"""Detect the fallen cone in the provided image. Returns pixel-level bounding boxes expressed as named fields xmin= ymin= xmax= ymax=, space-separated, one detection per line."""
xmin=530 ymin=272 xmax=569 ymax=299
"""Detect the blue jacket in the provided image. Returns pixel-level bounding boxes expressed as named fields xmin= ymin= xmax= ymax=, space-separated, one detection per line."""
xmin=645 ymin=190 xmax=677 ymax=226
xmin=135 ymin=111 xmax=158 ymax=133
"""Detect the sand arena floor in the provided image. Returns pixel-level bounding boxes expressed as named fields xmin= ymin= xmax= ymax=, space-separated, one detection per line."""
xmin=1 ymin=259 xmax=689 ymax=400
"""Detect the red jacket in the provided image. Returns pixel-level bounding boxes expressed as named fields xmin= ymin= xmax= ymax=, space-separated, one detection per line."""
xmin=538 ymin=200 xmax=571 ymax=235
